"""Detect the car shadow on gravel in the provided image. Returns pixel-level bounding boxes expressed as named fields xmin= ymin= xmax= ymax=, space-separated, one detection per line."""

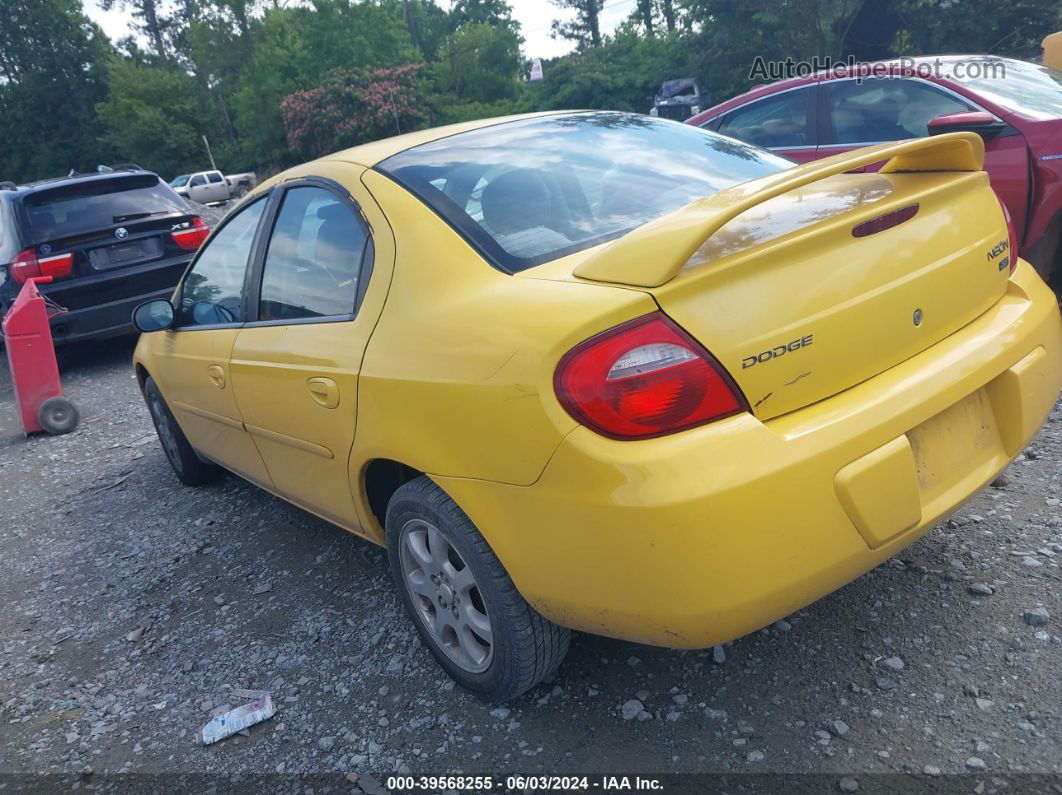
xmin=1 ymin=330 xmax=1059 ymax=779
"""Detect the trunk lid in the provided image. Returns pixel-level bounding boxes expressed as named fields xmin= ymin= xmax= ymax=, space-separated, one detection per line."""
xmin=569 ymin=134 xmax=1013 ymax=420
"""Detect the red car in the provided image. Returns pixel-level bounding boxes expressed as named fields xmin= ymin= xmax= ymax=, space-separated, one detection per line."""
xmin=687 ymin=56 xmax=1062 ymax=279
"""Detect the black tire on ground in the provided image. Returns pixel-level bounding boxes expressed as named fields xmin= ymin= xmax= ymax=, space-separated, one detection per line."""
xmin=386 ymin=476 xmax=570 ymax=702
xmin=236 ymin=185 xmax=249 ymax=198
xmin=143 ymin=376 xmax=220 ymax=486
xmin=36 ymin=396 xmax=79 ymax=435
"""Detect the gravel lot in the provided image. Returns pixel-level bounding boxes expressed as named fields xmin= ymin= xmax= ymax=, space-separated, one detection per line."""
xmin=1 ymin=329 xmax=1061 ymax=792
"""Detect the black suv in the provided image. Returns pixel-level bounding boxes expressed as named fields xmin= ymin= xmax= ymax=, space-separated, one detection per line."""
xmin=0 ymin=169 xmax=207 ymax=345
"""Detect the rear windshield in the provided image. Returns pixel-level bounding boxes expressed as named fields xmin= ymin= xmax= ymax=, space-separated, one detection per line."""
xmin=20 ymin=174 xmax=190 ymax=242
xmin=377 ymin=112 xmax=791 ymax=272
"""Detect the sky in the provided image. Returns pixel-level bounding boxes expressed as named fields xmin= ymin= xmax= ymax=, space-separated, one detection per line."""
xmin=82 ymin=0 xmax=639 ymax=60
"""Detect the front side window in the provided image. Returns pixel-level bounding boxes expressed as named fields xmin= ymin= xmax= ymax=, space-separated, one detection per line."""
xmin=826 ymin=78 xmax=974 ymax=144
xmin=178 ymin=198 xmax=265 ymax=327
xmin=258 ymin=186 xmax=367 ymax=321
xmin=377 ymin=112 xmax=790 ymax=273
xmin=717 ymin=87 xmax=813 ymax=148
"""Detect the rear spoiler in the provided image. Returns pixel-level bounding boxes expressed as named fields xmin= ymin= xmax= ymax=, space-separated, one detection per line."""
xmin=574 ymin=132 xmax=985 ymax=288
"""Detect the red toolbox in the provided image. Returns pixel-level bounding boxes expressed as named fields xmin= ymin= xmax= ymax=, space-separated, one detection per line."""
xmin=2 ymin=276 xmax=79 ymax=435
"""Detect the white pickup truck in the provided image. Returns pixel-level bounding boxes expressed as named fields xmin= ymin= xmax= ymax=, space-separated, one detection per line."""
xmin=169 ymin=170 xmax=257 ymax=204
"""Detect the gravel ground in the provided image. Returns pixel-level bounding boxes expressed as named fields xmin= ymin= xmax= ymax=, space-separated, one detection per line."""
xmin=1 ymin=334 xmax=1060 ymax=792
xmin=187 ymin=199 xmax=232 ymax=228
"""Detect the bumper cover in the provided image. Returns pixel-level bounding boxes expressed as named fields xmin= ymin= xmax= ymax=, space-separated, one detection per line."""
xmin=435 ymin=262 xmax=1062 ymax=648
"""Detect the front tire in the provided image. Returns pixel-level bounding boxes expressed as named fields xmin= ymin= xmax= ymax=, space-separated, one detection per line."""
xmin=143 ymin=376 xmax=220 ymax=487
xmin=386 ymin=476 xmax=570 ymax=702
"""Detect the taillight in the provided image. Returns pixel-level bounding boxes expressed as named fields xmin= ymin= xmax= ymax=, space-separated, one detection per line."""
xmin=171 ymin=216 xmax=210 ymax=250
xmin=996 ymin=194 xmax=1017 ymax=274
xmin=554 ymin=313 xmax=747 ymax=440
xmin=10 ymin=248 xmax=74 ymax=284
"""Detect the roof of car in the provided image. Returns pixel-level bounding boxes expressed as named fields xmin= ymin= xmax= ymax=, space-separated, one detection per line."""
xmin=3 ymin=168 xmax=155 ymax=195
xmin=324 ymin=111 xmax=581 ymax=167
xmin=687 ymin=54 xmax=1017 ymax=126
xmin=717 ymin=54 xmax=1006 ymax=104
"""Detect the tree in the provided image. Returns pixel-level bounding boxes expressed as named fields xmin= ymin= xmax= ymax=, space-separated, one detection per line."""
xmin=890 ymin=0 xmax=1061 ymax=59
xmin=95 ymin=59 xmax=218 ymax=177
xmin=99 ymin=0 xmax=173 ymax=57
xmin=450 ymin=0 xmax=519 ymax=32
xmin=231 ymin=0 xmax=417 ymax=168
xmin=0 ymin=0 xmax=110 ymax=181
xmin=280 ymin=65 xmax=426 ymax=159
xmin=431 ymin=22 xmax=524 ymax=122
xmin=636 ymin=0 xmax=654 ymax=34
xmin=551 ymin=0 xmax=604 ymax=49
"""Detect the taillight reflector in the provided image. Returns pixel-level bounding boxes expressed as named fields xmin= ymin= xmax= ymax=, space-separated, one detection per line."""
xmin=554 ymin=313 xmax=747 ymax=440
xmin=852 ymin=204 xmax=919 ymax=238
xmin=171 ymin=216 xmax=210 ymax=250
xmin=10 ymin=248 xmax=74 ymax=284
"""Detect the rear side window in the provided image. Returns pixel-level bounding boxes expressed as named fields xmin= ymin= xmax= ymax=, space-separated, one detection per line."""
xmin=20 ymin=175 xmax=189 ymax=242
xmin=825 ymin=78 xmax=974 ymax=144
xmin=208 ymin=173 xmax=224 ymax=184
xmin=258 ymin=186 xmax=367 ymax=320
xmin=191 ymin=175 xmax=206 ymax=187
xmin=717 ymin=88 xmax=813 ymax=148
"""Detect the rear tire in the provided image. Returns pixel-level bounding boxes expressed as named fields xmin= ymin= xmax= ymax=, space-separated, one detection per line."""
xmin=386 ymin=476 xmax=570 ymax=702
xmin=143 ymin=376 xmax=220 ymax=486
xmin=37 ymin=396 xmax=79 ymax=435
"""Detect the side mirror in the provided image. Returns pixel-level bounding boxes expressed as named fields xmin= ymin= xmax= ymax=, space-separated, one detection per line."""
xmin=133 ymin=299 xmax=175 ymax=332
xmin=928 ymin=111 xmax=1006 ymax=138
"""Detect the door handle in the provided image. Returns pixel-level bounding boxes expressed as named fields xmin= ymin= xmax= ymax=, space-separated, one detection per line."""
xmin=307 ymin=377 xmax=340 ymax=409
xmin=206 ymin=364 xmax=226 ymax=389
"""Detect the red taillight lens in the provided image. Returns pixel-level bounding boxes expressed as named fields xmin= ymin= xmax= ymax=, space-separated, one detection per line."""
xmin=996 ymin=194 xmax=1017 ymax=274
xmin=10 ymin=248 xmax=74 ymax=284
xmin=171 ymin=216 xmax=210 ymax=250
xmin=554 ymin=313 xmax=747 ymax=440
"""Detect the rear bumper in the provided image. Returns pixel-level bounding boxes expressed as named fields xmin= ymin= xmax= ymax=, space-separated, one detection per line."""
xmin=41 ymin=255 xmax=188 ymax=345
xmin=47 ymin=286 xmax=176 ymax=345
xmin=435 ymin=261 xmax=1062 ymax=648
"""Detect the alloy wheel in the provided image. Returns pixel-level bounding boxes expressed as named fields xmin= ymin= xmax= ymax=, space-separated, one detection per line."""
xmin=398 ymin=518 xmax=494 ymax=673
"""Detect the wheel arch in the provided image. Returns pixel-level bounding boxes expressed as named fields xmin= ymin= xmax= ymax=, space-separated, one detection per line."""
xmin=360 ymin=457 xmax=424 ymax=541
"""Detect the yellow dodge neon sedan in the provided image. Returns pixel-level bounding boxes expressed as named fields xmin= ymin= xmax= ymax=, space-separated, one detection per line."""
xmin=132 ymin=112 xmax=1062 ymax=701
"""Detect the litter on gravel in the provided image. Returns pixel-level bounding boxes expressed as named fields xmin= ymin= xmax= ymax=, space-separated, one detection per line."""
xmin=200 ymin=691 xmax=276 ymax=745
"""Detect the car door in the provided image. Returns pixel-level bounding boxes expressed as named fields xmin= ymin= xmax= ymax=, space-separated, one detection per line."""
xmin=187 ymin=173 xmax=209 ymax=203
xmin=817 ymin=77 xmax=1030 ymax=230
xmin=205 ymin=171 xmax=228 ymax=203
xmin=713 ymin=85 xmax=819 ymax=163
xmin=147 ymin=197 xmax=272 ymax=487
xmin=228 ymin=169 xmax=386 ymax=531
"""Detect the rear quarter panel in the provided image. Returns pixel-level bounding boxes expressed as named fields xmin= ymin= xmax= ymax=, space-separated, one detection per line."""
xmin=353 ymin=170 xmax=657 ymax=491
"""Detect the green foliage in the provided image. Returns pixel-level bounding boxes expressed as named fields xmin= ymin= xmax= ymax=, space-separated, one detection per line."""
xmin=0 ymin=0 xmax=111 ymax=181
xmin=2 ymin=0 xmax=1061 ymax=184
xmin=520 ymin=30 xmax=689 ymax=113
xmin=280 ymin=64 xmax=426 ymax=159
xmin=890 ymin=0 xmax=1062 ymax=58
xmin=431 ymin=23 xmax=523 ymax=109
xmin=95 ymin=60 xmax=215 ymax=178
